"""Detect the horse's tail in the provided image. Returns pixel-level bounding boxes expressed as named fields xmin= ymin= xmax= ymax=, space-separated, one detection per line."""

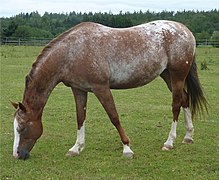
xmin=185 ymin=57 xmax=208 ymax=118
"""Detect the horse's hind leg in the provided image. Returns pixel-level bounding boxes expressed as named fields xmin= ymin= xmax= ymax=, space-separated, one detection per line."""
xmin=160 ymin=70 xmax=179 ymax=150
xmin=182 ymin=92 xmax=194 ymax=144
xmin=160 ymin=70 xmax=194 ymax=150
xmin=67 ymin=88 xmax=87 ymax=156
xmin=93 ymin=84 xmax=134 ymax=157
xmin=160 ymin=69 xmax=172 ymax=92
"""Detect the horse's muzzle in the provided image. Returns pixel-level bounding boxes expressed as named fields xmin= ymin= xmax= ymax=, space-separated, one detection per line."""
xmin=17 ymin=147 xmax=30 ymax=160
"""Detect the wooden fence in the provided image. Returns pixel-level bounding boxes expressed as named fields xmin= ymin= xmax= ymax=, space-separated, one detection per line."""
xmin=1 ymin=37 xmax=219 ymax=47
xmin=1 ymin=37 xmax=52 ymax=46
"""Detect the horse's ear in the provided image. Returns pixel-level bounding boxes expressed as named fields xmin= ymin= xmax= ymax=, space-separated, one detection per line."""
xmin=18 ymin=102 xmax=27 ymax=112
xmin=11 ymin=101 xmax=19 ymax=109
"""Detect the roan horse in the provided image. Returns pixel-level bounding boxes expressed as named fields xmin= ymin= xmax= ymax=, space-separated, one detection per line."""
xmin=12 ymin=20 xmax=207 ymax=160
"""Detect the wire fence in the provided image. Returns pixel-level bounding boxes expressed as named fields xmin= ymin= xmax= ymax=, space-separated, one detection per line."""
xmin=1 ymin=37 xmax=219 ymax=47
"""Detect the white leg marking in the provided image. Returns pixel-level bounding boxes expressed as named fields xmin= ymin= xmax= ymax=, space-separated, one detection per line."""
xmin=13 ymin=117 xmax=20 ymax=158
xmin=182 ymin=108 xmax=194 ymax=144
xmin=67 ymin=121 xmax=85 ymax=156
xmin=162 ymin=121 xmax=177 ymax=151
xmin=123 ymin=144 xmax=134 ymax=157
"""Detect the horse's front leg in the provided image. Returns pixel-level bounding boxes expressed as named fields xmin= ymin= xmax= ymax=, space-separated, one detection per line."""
xmin=67 ymin=88 xmax=87 ymax=156
xmin=93 ymin=84 xmax=134 ymax=157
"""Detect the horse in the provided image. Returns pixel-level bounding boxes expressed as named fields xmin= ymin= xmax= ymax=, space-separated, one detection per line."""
xmin=12 ymin=20 xmax=208 ymax=160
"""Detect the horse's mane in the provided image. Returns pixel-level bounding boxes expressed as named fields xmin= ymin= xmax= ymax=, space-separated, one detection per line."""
xmin=25 ymin=23 xmax=87 ymax=88
xmin=24 ymin=22 xmax=100 ymax=89
xmin=35 ymin=22 xmax=92 ymax=66
xmin=33 ymin=27 xmax=76 ymax=68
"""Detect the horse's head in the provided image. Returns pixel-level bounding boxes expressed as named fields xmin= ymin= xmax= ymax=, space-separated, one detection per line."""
xmin=12 ymin=102 xmax=43 ymax=160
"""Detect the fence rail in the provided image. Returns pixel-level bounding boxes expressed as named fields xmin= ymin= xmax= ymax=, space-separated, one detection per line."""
xmin=1 ymin=37 xmax=52 ymax=46
xmin=196 ymin=40 xmax=219 ymax=47
xmin=1 ymin=37 xmax=219 ymax=47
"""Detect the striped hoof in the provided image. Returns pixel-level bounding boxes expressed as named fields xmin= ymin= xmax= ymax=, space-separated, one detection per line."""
xmin=162 ymin=145 xmax=173 ymax=151
xmin=182 ymin=138 xmax=193 ymax=144
xmin=66 ymin=151 xmax=80 ymax=157
xmin=123 ymin=151 xmax=134 ymax=158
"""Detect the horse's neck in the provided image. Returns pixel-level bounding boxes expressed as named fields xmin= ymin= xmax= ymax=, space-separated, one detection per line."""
xmin=23 ymin=56 xmax=60 ymax=114
xmin=23 ymin=79 xmax=57 ymax=113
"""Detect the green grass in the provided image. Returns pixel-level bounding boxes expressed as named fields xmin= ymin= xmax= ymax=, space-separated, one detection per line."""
xmin=1 ymin=45 xmax=219 ymax=179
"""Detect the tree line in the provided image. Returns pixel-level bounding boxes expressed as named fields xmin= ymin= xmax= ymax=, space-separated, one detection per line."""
xmin=1 ymin=10 xmax=219 ymax=42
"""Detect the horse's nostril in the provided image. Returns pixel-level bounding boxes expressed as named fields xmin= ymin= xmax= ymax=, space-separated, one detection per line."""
xmin=17 ymin=147 xmax=30 ymax=160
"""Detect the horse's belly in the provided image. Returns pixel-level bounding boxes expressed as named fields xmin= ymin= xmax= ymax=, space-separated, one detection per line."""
xmin=109 ymin=75 xmax=155 ymax=89
xmin=109 ymin=60 xmax=166 ymax=89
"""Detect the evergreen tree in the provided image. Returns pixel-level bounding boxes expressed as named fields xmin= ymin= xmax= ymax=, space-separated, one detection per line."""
xmin=1 ymin=9 xmax=219 ymax=43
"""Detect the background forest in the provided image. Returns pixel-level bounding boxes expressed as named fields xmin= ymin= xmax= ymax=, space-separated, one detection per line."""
xmin=1 ymin=10 xmax=219 ymax=42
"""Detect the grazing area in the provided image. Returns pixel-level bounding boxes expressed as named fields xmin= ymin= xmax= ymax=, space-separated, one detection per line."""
xmin=1 ymin=45 xmax=218 ymax=179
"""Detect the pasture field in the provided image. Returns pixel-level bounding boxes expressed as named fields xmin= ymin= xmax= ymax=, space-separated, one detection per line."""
xmin=0 ymin=45 xmax=219 ymax=179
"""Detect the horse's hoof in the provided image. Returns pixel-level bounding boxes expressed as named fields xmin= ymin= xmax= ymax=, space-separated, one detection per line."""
xmin=123 ymin=151 xmax=134 ymax=158
xmin=182 ymin=138 xmax=193 ymax=144
xmin=66 ymin=151 xmax=79 ymax=157
xmin=162 ymin=145 xmax=173 ymax=151
xmin=123 ymin=144 xmax=134 ymax=158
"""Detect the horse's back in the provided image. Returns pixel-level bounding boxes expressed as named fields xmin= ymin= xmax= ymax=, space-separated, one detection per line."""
xmin=62 ymin=20 xmax=195 ymax=90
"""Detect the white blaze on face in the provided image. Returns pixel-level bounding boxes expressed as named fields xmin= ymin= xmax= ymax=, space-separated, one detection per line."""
xmin=13 ymin=117 xmax=20 ymax=158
